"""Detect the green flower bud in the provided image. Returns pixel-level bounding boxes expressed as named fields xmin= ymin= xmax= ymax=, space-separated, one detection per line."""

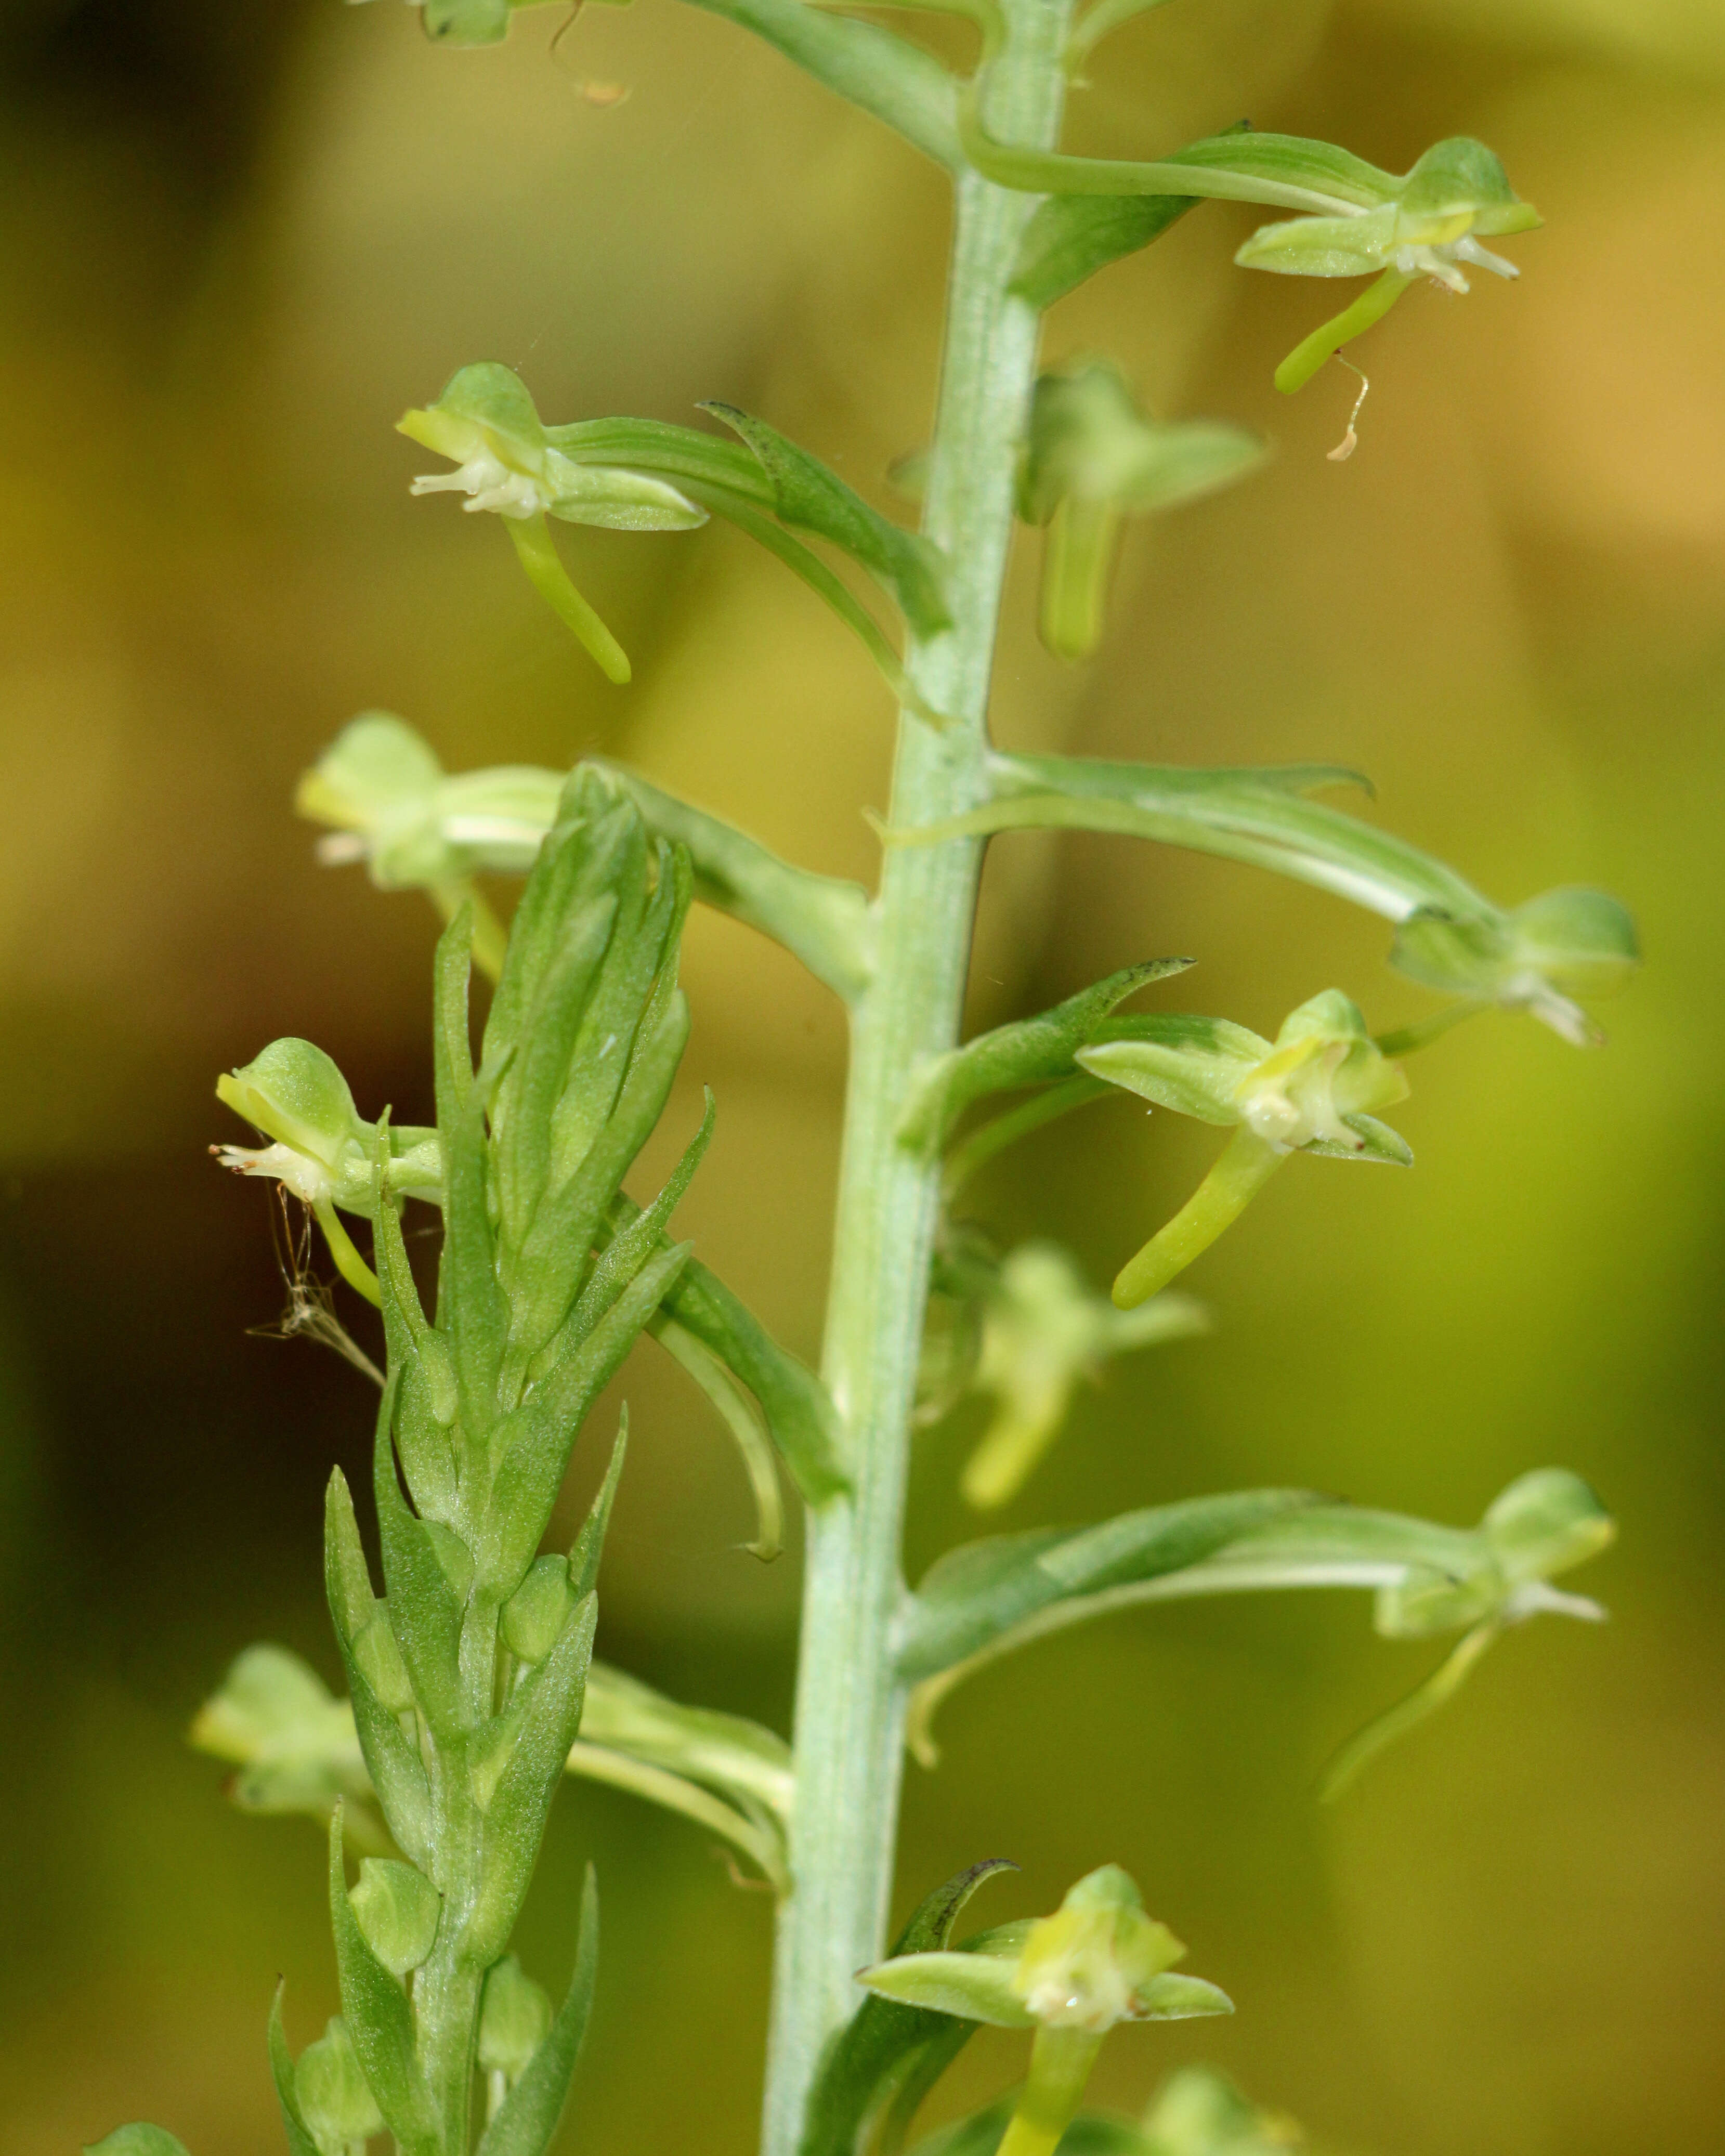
xmin=477 ymin=1955 xmax=553 ymax=2082
xmin=293 ymin=2018 xmax=385 ymax=2154
xmin=500 ymin=1555 xmax=575 ymax=1665
xmin=1392 ymin=887 xmax=1639 ymax=1044
xmin=348 ymin=1858 xmax=442 ymax=1977
xmin=351 ymin=1613 xmax=415 ymax=1716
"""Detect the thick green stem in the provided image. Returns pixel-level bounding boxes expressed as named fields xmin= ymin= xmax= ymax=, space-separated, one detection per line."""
xmin=760 ymin=10 xmax=1074 ymax=2152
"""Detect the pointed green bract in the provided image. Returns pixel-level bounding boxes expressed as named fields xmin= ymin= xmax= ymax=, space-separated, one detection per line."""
xmin=898 ymin=961 xmax=1192 ymax=1155
xmin=801 ymin=1860 xmax=1020 ymax=2156
xmin=475 ymin=1869 xmax=600 ymax=2156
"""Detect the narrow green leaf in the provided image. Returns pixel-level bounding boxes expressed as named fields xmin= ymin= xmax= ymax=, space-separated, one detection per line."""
xmin=267 ymin=1983 xmax=322 ymax=2156
xmin=577 ymin=1660 xmax=793 ymax=1827
xmin=570 ymin=1419 xmax=630 ymax=1602
xmin=323 ymin=1472 xmax=434 ymax=1866
xmin=371 ymin=1376 xmax=468 ymax=1742
xmin=568 ymin=1093 xmax=715 ymax=1346
xmin=898 ymin=752 xmax=1488 ymax=934
xmin=482 ymin=1241 xmax=691 ymax=1593
xmin=328 ymin=1808 xmax=439 ymax=2155
xmin=650 ymin=1316 xmax=785 ymax=1562
xmin=678 ymin=0 xmax=961 ymax=168
xmin=475 ymin=1866 xmax=600 ymax=2156
xmin=598 ymin=763 xmax=874 ymax=1001
xmin=651 ymin=1240 xmax=850 ymax=1501
xmin=701 ymin=403 xmax=952 ymax=637
xmin=801 ymin=1860 xmax=1019 ymax=2156
xmin=899 ymin=1489 xmax=1318 ymax=1681
xmin=897 ymin=960 xmax=1193 ymax=1156
xmin=467 ymin=1595 xmax=598 ymax=1962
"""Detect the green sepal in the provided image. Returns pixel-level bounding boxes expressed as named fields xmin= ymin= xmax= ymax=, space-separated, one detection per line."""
xmin=897 ymin=960 xmax=1194 ymax=1156
xmin=467 ymin=1594 xmax=598 ymax=1962
xmin=502 ymin=1556 xmax=577 ymax=1666
xmin=700 ymin=402 xmax=952 ymax=637
xmin=898 ymin=1488 xmax=1319 ymax=1682
xmin=1075 ymin=1016 xmax=1268 ymax=1125
xmin=328 ymin=1808 xmax=439 ymax=2156
xmin=267 ymin=1983 xmax=323 ymax=2156
xmin=800 ymin=1858 xmax=1017 ymax=2156
xmin=475 ymin=1866 xmax=600 ymax=2156
xmin=371 ymin=1374 xmax=468 ymax=1743
xmin=323 ymin=1471 xmax=434 ymax=1867
xmin=854 ymin=1927 xmax=1032 ymax=2028
xmin=83 ymin=2129 xmax=195 ymax=2156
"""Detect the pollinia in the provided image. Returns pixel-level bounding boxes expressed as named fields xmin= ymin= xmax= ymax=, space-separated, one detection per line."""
xmin=95 ymin=4 xmax=1636 ymax=2156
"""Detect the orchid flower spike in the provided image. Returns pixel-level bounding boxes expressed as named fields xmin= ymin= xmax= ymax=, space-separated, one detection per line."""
xmin=1237 ymin=137 xmax=1540 ymax=395
xmin=859 ymin=1866 xmax=1231 ymax=2156
xmin=1076 ymin=991 xmax=1410 ymax=1308
xmin=399 ymin=362 xmax=704 ymax=681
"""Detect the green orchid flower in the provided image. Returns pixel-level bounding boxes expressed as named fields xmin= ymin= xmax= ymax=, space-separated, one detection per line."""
xmin=956 ymin=1242 xmax=1207 ymax=1508
xmin=860 ymin=1867 xmax=1231 ymax=2156
xmin=1236 ymin=137 xmax=1541 ymax=394
xmin=1021 ymin=361 xmax=1265 ymax=660
xmin=214 ymin=1038 xmax=440 ymax=1306
xmin=399 ymin=362 xmax=704 ymax=681
xmin=1076 ymin=990 xmax=1410 ymax=1308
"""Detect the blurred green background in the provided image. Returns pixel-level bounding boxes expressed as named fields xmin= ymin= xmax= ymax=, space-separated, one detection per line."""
xmin=2 ymin=0 xmax=1721 ymax=2150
